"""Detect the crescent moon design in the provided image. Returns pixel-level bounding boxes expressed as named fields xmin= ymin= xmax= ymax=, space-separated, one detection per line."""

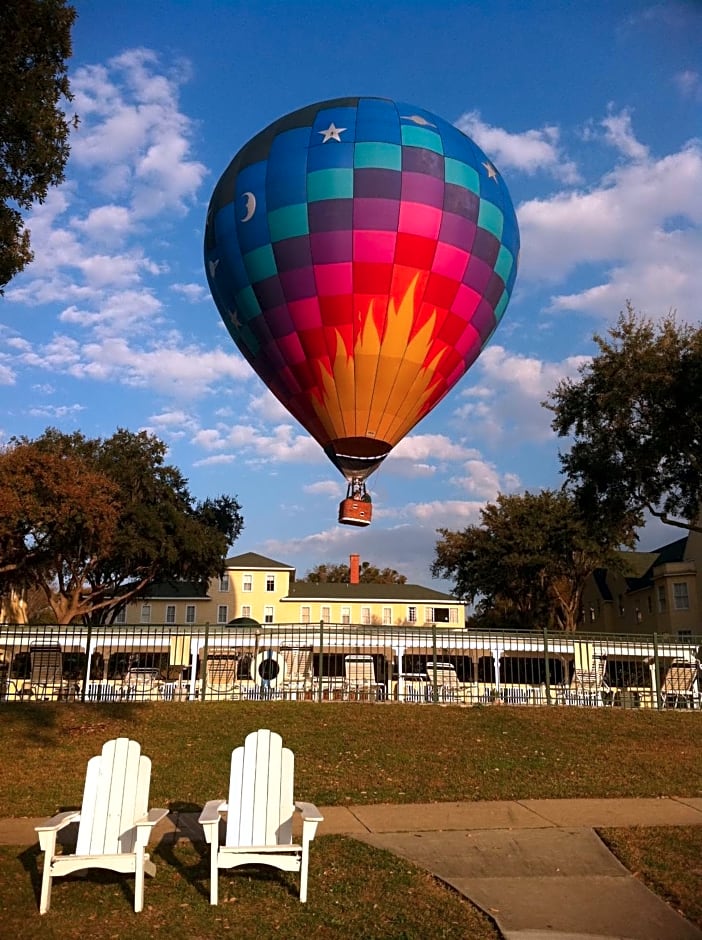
xmin=241 ymin=191 xmax=256 ymax=222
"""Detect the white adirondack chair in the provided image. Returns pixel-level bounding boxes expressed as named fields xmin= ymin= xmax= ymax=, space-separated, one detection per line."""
xmin=35 ymin=738 xmax=168 ymax=914
xmin=198 ymin=728 xmax=323 ymax=903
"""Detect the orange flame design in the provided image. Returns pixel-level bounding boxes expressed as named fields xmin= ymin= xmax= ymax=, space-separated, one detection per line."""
xmin=310 ymin=275 xmax=454 ymax=446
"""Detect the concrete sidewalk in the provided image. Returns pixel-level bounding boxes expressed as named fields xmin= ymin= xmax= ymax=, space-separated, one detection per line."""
xmin=3 ymin=797 xmax=702 ymax=939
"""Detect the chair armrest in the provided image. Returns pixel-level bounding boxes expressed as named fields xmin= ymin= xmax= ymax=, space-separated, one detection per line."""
xmin=198 ymin=799 xmax=227 ymax=826
xmin=294 ymin=801 xmax=323 ymax=822
xmin=135 ymin=808 xmax=169 ymax=828
xmin=35 ymin=810 xmax=81 ymax=853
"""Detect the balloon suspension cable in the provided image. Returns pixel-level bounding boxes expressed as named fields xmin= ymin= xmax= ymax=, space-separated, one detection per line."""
xmin=347 ymin=478 xmax=371 ymax=502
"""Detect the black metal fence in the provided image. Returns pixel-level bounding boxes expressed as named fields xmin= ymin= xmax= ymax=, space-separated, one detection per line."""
xmin=1 ymin=621 xmax=700 ymax=710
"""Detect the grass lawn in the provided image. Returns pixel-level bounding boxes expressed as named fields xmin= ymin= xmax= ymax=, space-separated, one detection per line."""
xmin=0 ymin=701 xmax=700 ymax=936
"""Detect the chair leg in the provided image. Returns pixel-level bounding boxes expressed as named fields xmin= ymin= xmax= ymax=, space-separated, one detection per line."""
xmin=39 ymin=858 xmax=53 ymax=914
xmin=210 ymin=850 xmax=219 ymax=905
xmin=134 ymin=851 xmax=145 ymax=912
xmin=299 ymin=848 xmax=309 ymax=903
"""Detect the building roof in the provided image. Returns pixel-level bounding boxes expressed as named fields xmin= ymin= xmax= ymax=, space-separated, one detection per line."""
xmin=284 ymin=581 xmax=457 ymax=603
xmin=224 ymin=551 xmax=295 ymax=572
xmin=139 ymin=580 xmax=210 ymax=600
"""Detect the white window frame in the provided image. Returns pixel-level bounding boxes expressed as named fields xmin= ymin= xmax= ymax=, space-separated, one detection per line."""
xmin=264 ymin=605 xmax=274 ymax=624
xmin=341 ymin=606 xmax=350 ymax=625
xmin=407 ymin=606 xmax=417 ymax=623
xmin=165 ymin=604 xmax=176 ymax=625
xmin=382 ymin=607 xmax=392 ymax=625
xmin=185 ymin=604 xmax=196 ymax=624
xmin=217 ymin=604 xmax=228 ymax=624
xmin=657 ymin=585 xmax=667 ymax=613
xmin=673 ymin=582 xmax=689 ymax=610
xmin=300 ymin=606 xmax=311 ymax=624
xmin=449 ymin=608 xmax=458 ymax=624
xmin=321 ymin=606 xmax=330 ymax=623
xmin=113 ymin=607 xmax=126 ymax=624
xmin=140 ymin=604 xmax=151 ymax=624
xmin=361 ymin=606 xmax=371 ymax=625
xmin=241 ymin=605 xmax=251 ymax=619
xmin=219 ymin=573 xmax=230 ymax=592
xmin=243 ymin=573 xmax=253 ymax=592
xmin=266 ymin=574 xmax=276 ymax=592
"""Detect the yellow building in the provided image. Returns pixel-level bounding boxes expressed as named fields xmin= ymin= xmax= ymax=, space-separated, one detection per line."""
xmin=581 ymin=534 xmax=701 ymax=637
xmin=118 ymin=552 xmax=465 ymax=628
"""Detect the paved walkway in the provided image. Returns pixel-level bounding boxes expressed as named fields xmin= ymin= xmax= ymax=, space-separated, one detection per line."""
xmin=3 ymin=797 xmax=702 ymax=939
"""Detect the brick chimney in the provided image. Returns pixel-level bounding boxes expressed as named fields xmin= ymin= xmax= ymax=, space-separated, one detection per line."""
xmin=350 ymin=553 xmax=360 ymax=584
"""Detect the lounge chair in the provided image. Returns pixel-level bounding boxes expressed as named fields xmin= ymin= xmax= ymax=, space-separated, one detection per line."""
xmin=661 ymin=660 xmax=700 ymax=708
xmin=124 ymin=667 xmax=162 ymax=700
xmin=28 ymin=644 xmax=68 ymax=700
xmin=205 ymin=652 xmax=240 ymax=699
xmin=343 ymin=654 xmax=385 ymax=700
xmin=198 ymin=728 xmax=323 ymax=903
xmin=35 ymin=738 xmax=167 ymax=913
xmin=426 ymin=661 xmax=462 ymax=702
xmin=565 ymin=654 xmax=610 ymax=707
xmin=279 ymin=647 xmax=314 ymax=699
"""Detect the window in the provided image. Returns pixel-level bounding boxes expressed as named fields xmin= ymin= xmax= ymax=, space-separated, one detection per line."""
xmin=382 ymin=607 xmax=392 ymax=625
xmin=321 ymin=606 xmax=330 ymax=623
xmin=241 ymin=605 xmax=251 ymax=619
xmin=113 ymin=607 xmax=125 ymax=624
xmin=140 ymin=604 xmax=151 ymax=624
xmin=185 ymin=605 xmax=196 ymax=624
xmin=217 ymin=605 xmax=228 ymax=624
xmin=266 ymin=574 xmax=275 ymax=592
xmin=449 ymin=608 xmax=458 ymax=624
xmin=341 ymin=606 xmax=350 ymax=625
xmin=673 ymin=582 xmax=689 ymax=610
xmin=301 ymin=606 xmax=311 ymax=624
xmin=617 ymin=594 xmax=625 ymax=617
xmin=165 ymin=605 xmax=176 ymax=624
xmin=657 ymin=585 xmax=667 ymax=613
xmin=361 ymin=607 xmax=371 ymax=625
xmin=264 ymin=606 xmax=274 ymax=624
xmin=219 ymin=573 xmax=229 ymax=592
xmin=407 ymin=606 xmax=417 ymax=623
xmin=243 ymin=574 xmax=253 ymax=592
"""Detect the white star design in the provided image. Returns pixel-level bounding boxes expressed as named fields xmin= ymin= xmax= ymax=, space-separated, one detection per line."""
xmin=482 ymin=161 xmax=499 ymax=180
xmin=319 ymin=122 xmax=346 ymax=143
xmin=208 ymin=258 xmax=220 ymax=278
xmin=230 ymin=309 xmax=241 ymax=329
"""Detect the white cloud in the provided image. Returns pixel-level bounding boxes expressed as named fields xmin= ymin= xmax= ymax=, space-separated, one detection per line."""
xmin=456 ymin=110 xmax=580 ymax=183
xmin=600 ymin=107 xmax=649 ymax=161
xmin=674 ymin=69 xmax=702 ymax=100
xmin=27 ymin=403 xmax=85 ymax=419
xmin=171 ymin=282 xmax=207 ymax=302
xmin=449 ymin=459 xmax=521 ymax=500
xmin=303 ymin=480 xmax=343 ymax=498
xmin=391 ymin=433 xmax=480 ymax=463
xmin=518 ymin=138 xmax=702 ymax=317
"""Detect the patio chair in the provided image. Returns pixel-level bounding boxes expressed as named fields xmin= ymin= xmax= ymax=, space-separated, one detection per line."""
xmin=343 ymin=654 xmax=385 ymax=700
xmin=205 ymin=652 xmax=240 ymax=699
xmin=35 ymin=738 xmax=167 ymax=913
xmin=566 ymin=655 xmax=610 ymax=706
xmin=426 ymin=661 xmax=462 ymax=702
xmin=28 ymin=645 xmax=68 ymax=700
xmin=124 ymin=667 xmax=162 ymax=700
xmin=279 ymin=647 xmax=314 ymax=699
xmin=198 ymin=728 xmax=323 ymax=904
xmin=661 ymin=660 xmax=700 ymax=708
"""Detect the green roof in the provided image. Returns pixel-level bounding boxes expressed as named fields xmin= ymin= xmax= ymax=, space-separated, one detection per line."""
xmin=225 ymin=551 xmax=295 ymax=571
xmin=139 ymin=580 xmax=210 ymax=600
xmin=285 ymin=582 xmax=458 ymax=603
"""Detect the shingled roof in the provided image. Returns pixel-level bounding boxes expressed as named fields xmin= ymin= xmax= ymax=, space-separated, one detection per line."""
xmin=224 ymin=552 xmax=295 ymax=572
xmin=284 ymin=581 xmax=456 ymax=603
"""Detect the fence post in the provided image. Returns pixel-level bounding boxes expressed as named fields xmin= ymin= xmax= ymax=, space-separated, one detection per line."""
xmin=317 ymin=620 xmax=324 ymax=703
xmin=81 ymin=624 xmax=92 ymax=702
xmin=431 ymin=623 xmax=439 ymax=703
xmin=543 ymin=625 xmax=552 ymax=705
xmin=200 ymin=623 xmax=209 ymax=702
xmin=653 ymin=632 xmax=662 ymax=710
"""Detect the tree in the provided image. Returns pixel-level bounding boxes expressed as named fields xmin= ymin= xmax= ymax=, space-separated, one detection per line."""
xmin=0 ymin=428 xmax=244 ymax=624
xmin=432 ymin=490 xmax=631 ymax=632
xmin=0 ymin=0 xmax=77 ymax=291
xmin=300 ymin=561 xmax=407 ymax=584
xmin=547 ymin=306 xmax=702 ymax=535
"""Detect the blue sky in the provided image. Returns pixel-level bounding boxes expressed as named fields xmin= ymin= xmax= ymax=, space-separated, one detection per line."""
xmin=2 ymin=1 xmax=701 ymax=585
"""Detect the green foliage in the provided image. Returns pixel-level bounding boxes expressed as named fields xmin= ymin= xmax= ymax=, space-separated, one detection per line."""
xmin=547 ymin=305 xmax=702 ymax=535
xmin=0 ymin=0 xmax=77 ymax=290
xmin=300 ymin=561 xmax=407 ymax=583
xmin=432 ymin=490 xmax=631 ymax=631
xmin=0 ymin=428 xmax=243 ymax=623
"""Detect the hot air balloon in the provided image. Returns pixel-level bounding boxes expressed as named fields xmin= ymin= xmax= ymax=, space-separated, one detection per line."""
xmin=204 ymin=97 xmax=519 ymax=526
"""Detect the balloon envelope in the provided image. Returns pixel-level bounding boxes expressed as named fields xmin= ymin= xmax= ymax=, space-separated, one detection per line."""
xmin=205 ymin=97 xmax=519 ymax=482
